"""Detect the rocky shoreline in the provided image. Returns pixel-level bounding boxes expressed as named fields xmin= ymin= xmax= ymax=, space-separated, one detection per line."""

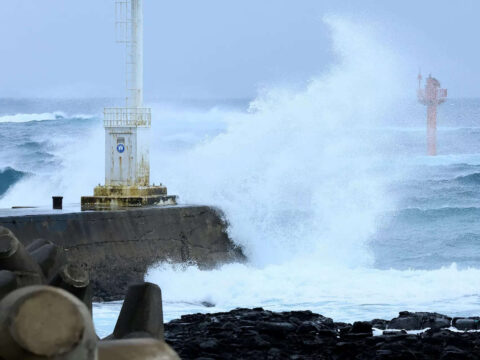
xmin=165 ymin=308 xmax=480 ymax=359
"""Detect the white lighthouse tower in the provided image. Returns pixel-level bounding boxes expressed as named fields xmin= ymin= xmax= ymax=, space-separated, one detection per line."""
xmin=81 ymin=0 xmax=176 ymax=210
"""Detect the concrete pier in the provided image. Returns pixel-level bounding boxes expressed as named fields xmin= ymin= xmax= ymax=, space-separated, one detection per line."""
xmin=0 ymin=206 xmax=245 ymax=300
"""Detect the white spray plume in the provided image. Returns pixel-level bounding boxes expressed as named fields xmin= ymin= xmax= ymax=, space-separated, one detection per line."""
xmin=153 ymin=16 xmax=405 ymax=267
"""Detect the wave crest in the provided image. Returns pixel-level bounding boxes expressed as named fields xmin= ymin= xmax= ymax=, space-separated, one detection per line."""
xmin=455 ymin=172 xmax=480 ymax=185
xmin=0 ymin=167 xmax=27 ymax=197
xmin=0 ymin=111 xmax=95 ymax=123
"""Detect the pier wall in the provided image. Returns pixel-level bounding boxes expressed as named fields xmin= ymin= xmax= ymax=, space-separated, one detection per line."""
xmin=0 ymin=206 xmax=245 ymax=300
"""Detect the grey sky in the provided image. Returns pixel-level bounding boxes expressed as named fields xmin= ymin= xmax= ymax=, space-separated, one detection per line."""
xmin=0 ymin=0 xmax=478 ymax=99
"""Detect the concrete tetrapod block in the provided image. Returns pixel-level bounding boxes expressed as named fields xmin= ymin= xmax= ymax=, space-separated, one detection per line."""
xmin=30 ymin=242 xmax=68 ymax=282
xmin=0 ymin=227 xmax=44 ymax=286
xmin=111 ymin=282 xmax=164 ymax=340
xmin=0 ymin=270 xmax=17 ymax=300
xmin=0 ymin=227 xmax=42 ymax=273
xmin=0 ymin=285 xmax=97 ymax=360
xmin=25 ymin=238 xmax=50 ymax=253
xmin=98 ymin=338 xmax=179 ymax=360
xmin=50 ymin=263 xmax=93 ymax=313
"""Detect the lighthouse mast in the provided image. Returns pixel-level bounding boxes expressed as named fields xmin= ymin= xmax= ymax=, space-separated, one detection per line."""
xmin=81 ymin=0 xmax=176 ymax=210
xmin=103 ymin=0 xmax=150 ymax=187
xmin=417 ymin=73 xmax=447 ymax=156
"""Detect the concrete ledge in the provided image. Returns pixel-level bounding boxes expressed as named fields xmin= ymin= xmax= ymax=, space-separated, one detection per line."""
xmin=81 ymin=195 xmax=177 ymax=211
xmin=0 ymin=206 xmax=245 ymax=300
xmin=93 ymin=185 xmax=168 ymax=197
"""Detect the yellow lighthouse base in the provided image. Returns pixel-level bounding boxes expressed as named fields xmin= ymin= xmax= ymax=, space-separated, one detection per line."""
xmin=81 ymin=185 xmax=177 ymax=211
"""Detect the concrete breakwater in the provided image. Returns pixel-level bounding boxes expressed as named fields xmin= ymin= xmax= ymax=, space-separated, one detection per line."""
xmin=0 ymin=206 xmax=245 ymax=300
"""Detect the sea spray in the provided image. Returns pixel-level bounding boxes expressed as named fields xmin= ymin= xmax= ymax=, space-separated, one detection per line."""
xmin=151 ymin=16 xmax=405 ymax=266
xmin=146 ymin=263 xmax=480 ymax=323
xmin=0 ymin=117 xmax=103 ymax=207
xmin=145 ymin=17 xmax=480 ymax=321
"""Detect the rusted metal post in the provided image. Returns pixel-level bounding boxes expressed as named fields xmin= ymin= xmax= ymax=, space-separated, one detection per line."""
xmin=417 ymin=73 xmax=447 ymax=156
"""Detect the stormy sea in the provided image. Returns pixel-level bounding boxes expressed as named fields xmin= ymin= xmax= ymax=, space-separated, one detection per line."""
xmin=1 ymin=19 xmax=480 ymax=338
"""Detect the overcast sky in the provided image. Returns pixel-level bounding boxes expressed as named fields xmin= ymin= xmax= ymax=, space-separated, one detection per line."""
xmin=0 ymin=0 xmax=478 ymax=99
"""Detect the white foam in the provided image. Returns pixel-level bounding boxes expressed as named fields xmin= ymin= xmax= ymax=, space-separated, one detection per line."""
xmin=146 ymin=263 xmax=480 ymax=324
xmin=0 ymin=111 xmax=95 ymax=123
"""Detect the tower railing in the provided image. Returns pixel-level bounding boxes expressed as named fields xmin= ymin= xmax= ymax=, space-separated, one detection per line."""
xmin=417 ymin=88 xmax=447 ymax=106
xmin=104 ymin=107 xmax=151 ymax=127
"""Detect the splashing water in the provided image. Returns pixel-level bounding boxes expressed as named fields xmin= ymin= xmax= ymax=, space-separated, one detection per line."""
xmin=154 ymin=16 xmax=403 ymax=266
xmin=144 ymin=17 xmax=480 ymax=322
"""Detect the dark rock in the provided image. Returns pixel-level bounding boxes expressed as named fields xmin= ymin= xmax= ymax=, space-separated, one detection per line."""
xmin=257 ymin=321 xmax=296 ymax=339
xmin=383 ymin=329 xmax=407 ymax=336
xmin=199 ymin=339 xmax=218 ymax=350
xmin=388 ymin=311 xmax=452 ymax=330
xmin=201 ymin=301 xmax=215 ymax=308
xmin=296 ymin=321 xmax=320 ymax=334
xmin=453 ymin=317 xmax=480 ymax=331
xmin=351 ymin=321 xmax=373 ymax=334
xmin=371 ymin=319 xmax=389 ymax=330
xmin=164 ymin=308 xmax=480 ymax=360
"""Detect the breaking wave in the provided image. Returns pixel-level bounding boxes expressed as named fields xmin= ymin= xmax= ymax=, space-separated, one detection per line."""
xmin=144 ymin=17 xmax=480 ymax=321
xmin=455 ymin=172 xmax=480 ymax=185
xmin=0 ymin=111 xmax=94 ymax=123
xmin=0 ymin=167 xmax=27 ymax=197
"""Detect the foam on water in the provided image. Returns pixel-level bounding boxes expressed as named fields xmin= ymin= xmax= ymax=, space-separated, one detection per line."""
xmin=146 ymin=263 xmax=480 ymax=321
xmin=0 ymin=111 xmax=94 ymax=123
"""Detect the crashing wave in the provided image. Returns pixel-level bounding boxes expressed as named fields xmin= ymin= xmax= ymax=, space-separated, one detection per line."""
xmin=0 ymin=167 xmax=28 ymax=197
xmin=0 ymin=111 xmax=95 ymax=123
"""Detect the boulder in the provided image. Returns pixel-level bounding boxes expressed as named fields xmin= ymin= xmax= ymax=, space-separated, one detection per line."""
xmin=387 ymin=311 xmax=451 ymax=330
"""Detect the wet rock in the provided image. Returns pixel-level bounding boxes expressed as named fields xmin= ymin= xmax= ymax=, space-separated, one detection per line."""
xmin=388 ymin=311 xmax=452 ymax=330
xmin=453 ymin=317 xmax=480 ymax=331
xmin=383 ymin=329 xmax=407 ymax=336
xmin=165 ymin=308 xmax=480 ymax=360
xmin=351 ymin=321 xmax=373 ymax=334
xmin=201 ymin=301 xmax=215 ymax=308
xmin=371 ymin=318 xmax=389 ymax=330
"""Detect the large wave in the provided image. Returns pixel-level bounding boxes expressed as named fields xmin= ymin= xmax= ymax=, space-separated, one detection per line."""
xmin=0 ymin=116 xmax=103 ymax=207
xmin=152 ymin=16 xmax=404 ymax=266
xmin=145 ymin=17 xmax=480 ymax=321
xmin=0 ymin=167 xmax=27 ymax=197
